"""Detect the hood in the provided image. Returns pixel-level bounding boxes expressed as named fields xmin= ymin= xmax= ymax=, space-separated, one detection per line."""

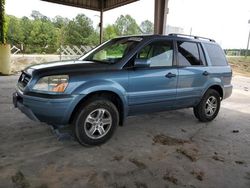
xmin=24 ymin=60 xmax=114 ymax=75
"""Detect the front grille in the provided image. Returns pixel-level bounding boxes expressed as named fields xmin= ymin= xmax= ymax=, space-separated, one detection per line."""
xmin=18 ymin=72 xmax=31 ymax=88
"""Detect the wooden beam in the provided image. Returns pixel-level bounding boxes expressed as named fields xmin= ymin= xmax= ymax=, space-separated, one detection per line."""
xmin=42 ymin=0 xmax=100 ymax=11
xmin=154 ymin=0 xmax=169 ymax=35
xmin=103 ymin=0 xmax=139 ymax=11
xmin=42 ymin=0 xmax=139 ymax=12
xmin=100 ymin=0 xmax=104 ymax=44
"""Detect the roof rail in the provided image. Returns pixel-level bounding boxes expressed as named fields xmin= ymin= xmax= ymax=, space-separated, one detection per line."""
xmin=168 ymin=33 xmax=215 ymax=42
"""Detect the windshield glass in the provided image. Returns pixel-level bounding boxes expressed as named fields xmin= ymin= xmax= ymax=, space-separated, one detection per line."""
xmin=84 ymin=37 xmax=142 ymax=64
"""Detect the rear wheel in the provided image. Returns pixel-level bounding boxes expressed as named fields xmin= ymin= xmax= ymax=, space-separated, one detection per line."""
xmin=73 ymin=98 xmax=119 ymax=146
xmin=193 ymin=89 xmax=221 ymax=122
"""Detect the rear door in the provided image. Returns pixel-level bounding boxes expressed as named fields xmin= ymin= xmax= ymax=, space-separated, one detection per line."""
xmin=176 ymin=40 xmax=209 ymax=108
xmin=127 ymin=40 xmax=178 ymax=115
xmin=202 ymin=43 xmax=232 ymax=99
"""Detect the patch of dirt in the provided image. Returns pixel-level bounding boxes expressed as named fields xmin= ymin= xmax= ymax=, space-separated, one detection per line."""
xmin=110 ymin=182 xmax=127 ymax=188
xmin=39 ymin=164 xmax=97 ymax=187
xmin=163 ymin=172 xmax=178 ymax=185
xmin=212 ymin=155 xmax=225 ymax=162
xmin=245 ymin=172 xmax=250 ymax=180
xmin=181 ymin=129 xmax=187 ymax=133
xmin=176 ymin=147 xmax=199 ymax=162
xmin=102 ymin=171 xmax=111 ymax=181
xmin=11 ymin=171 xmax=30 ymax=188
xmin=87 ymin=172 xmax=98 ymax=185
xmin=128 ymin=158 xmax=147 ymax=169
xmin=134 ymin=181 xmax=148 ymax=188
xmin=191 ymin=170 xmax=204 ymax=181
xmin=228 ymin=57 xmax=250 ymax=77
xmin=35 ymin=184 xmax=49 ymax=188
xmin=232 ymin=130 xmax=239 ymax=133
xmin=153 ymin=134 xmax=189 ymax=146
xmin=112 ymin=155 xmax=124 ymax=162
xmin=235 ymin=160 xmax=245 ymax=165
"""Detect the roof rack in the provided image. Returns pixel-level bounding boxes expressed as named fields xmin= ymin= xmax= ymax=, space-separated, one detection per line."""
xmin=168 ymin=33 xmax=215 ymax=42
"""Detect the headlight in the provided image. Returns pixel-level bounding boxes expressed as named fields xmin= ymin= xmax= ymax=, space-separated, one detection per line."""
xmin=33 ymin=75 xmax=69 ymax=93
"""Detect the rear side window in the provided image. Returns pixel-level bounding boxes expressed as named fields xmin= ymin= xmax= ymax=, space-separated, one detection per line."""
xmin=204 ymin=43 xmax=228 ymax=66
xmin=177 ymin=41 xmax=205 ymax=66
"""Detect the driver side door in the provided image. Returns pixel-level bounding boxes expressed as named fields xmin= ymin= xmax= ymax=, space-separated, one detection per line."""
xmin=127 ymin=40 xmax=178 ymax=115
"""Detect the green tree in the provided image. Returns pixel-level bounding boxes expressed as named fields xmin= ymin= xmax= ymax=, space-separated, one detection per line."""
xmin=86 ymin=31 xmax=99 ymax=45
xmin=52 ymin=16 xmax=69 ymax=47
xmin=27 ymin=19 xmax=58 ymax=53
xmin=140 ymin=20 xmax=154 ymax=34
xmin=31 ymin=10 xmax=49 ymax=21
xmin=52 ymin=15 xmax=69 ymax=29
xmin=114 ymin=15 xmax=141 ymax=36
xmin=20 ymin=16 xmax=33 ymax=45
xmin=4 ymin=12 xmax=148 ymax=53
xmin=103 ymin=24 xmax=118 ymax=41
xmin=0 ymin=0 xmax=6 ymax=43
xmin=6 ymin=15 xmax=24 ymax=45
xmin=63 ymin=14 xmax=95 ymax=45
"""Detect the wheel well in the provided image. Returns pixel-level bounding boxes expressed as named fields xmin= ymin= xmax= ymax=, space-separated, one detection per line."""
xmin=69 ymin=91 xmax=124 ymax=126
xmin=209 ymin=85 xmax=223 ymax=98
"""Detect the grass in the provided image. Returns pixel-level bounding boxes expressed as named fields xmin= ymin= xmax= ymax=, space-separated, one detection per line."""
xmin=227 ymin=56 xmax=250 ymax=76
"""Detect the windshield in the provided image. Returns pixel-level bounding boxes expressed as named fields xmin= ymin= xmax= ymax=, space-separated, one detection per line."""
xmin=84 ymin=37 xmax=142 ymax=64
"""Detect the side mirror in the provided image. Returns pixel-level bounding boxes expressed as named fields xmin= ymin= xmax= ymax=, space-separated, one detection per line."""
xmin=134 ymin=58 xmax=151 ymax=68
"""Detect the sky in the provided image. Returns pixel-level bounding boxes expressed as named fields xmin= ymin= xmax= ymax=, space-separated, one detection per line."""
xmin=5 ymin=0 xmax=250 ymax=49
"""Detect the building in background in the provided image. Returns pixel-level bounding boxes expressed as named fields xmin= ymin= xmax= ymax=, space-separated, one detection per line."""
xmin=165 ymin=25 xmax=184 ymax=34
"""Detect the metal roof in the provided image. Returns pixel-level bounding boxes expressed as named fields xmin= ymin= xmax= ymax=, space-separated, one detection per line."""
xmin=42 ymin=0 xmax=139 ymax=11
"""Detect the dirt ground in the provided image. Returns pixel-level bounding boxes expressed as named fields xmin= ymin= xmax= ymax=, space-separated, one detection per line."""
xmin=227 ymin=56 xmax=250 ymax=77
xmin=0 ymin=74 xmax=250 ymax=188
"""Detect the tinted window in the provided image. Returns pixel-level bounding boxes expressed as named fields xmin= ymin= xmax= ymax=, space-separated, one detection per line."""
xmin=137 ymin=41 xmax=173 ymax=67
xmin=204 ymin=43 xmax=228 ymax=66
xmin=177 ymin=41 xmax=204 ymax=66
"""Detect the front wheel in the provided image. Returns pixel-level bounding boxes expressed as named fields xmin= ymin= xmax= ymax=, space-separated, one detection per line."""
xmin=193 ymin=89 xmax=221 ymax=122
xmin=73 ymin=98 xmax=119 ymax=146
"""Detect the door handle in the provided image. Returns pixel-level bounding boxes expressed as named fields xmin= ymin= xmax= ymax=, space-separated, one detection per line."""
xmin=202 ymin=71 xmax=210 ymax=76
xmin=165 ymin=72 xmax=176 ymax=78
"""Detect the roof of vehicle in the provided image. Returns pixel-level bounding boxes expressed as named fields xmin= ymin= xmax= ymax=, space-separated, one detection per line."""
xmin=114 ymin=33 xmax=216 ymax=44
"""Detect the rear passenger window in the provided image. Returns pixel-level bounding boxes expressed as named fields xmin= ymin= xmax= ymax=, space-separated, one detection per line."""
xmin=177 ymin=41 xmax=204 ymax=66
xmin=204 ymin=43 xmax=228 ymax=66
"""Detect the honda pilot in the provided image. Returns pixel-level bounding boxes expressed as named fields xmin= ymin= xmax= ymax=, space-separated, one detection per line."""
xmin=13 ymin=34 xmax=232 ymax=146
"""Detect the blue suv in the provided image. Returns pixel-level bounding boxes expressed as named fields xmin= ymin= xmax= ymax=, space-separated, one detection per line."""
xmin=13 ymin=34 xmax=232 ymax=146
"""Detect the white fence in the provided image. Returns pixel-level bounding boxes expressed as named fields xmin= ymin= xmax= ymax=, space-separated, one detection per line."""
xmin=11 ymin=46 xmax=21 ymax=55
xmin=59 ymin=45 xmax=93 ymax=56
xmin=10 ymin=45 xmax=95 ymax=73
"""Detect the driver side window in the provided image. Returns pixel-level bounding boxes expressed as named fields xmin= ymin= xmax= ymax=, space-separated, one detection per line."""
xmin=137 ymin=41 xmax=173 ymax=67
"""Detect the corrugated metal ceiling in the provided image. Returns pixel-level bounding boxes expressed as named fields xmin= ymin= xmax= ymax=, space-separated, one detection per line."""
xmin=42 ymin=0 xmax=139 ymax=11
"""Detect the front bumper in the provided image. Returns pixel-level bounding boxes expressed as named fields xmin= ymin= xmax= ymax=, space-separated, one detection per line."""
xmin=13 ymin=90 xmax=81 ymax=125
xmin=13 ymin=92 xmax=39 ymax=121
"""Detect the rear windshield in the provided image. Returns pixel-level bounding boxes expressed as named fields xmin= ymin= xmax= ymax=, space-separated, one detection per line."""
xmin=204 ymin=43 xmax=228 ymax=66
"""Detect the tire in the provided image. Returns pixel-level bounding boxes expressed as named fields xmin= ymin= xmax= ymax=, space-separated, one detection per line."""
xmin=193 ymin=89 xmax=221 ymax=122
xmin=73 ymin=98 xmax=119 ymax=146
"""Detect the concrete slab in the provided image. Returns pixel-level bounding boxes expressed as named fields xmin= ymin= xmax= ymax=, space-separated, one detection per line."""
xmin=0 ymin=75 xmax=249 ymax=188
